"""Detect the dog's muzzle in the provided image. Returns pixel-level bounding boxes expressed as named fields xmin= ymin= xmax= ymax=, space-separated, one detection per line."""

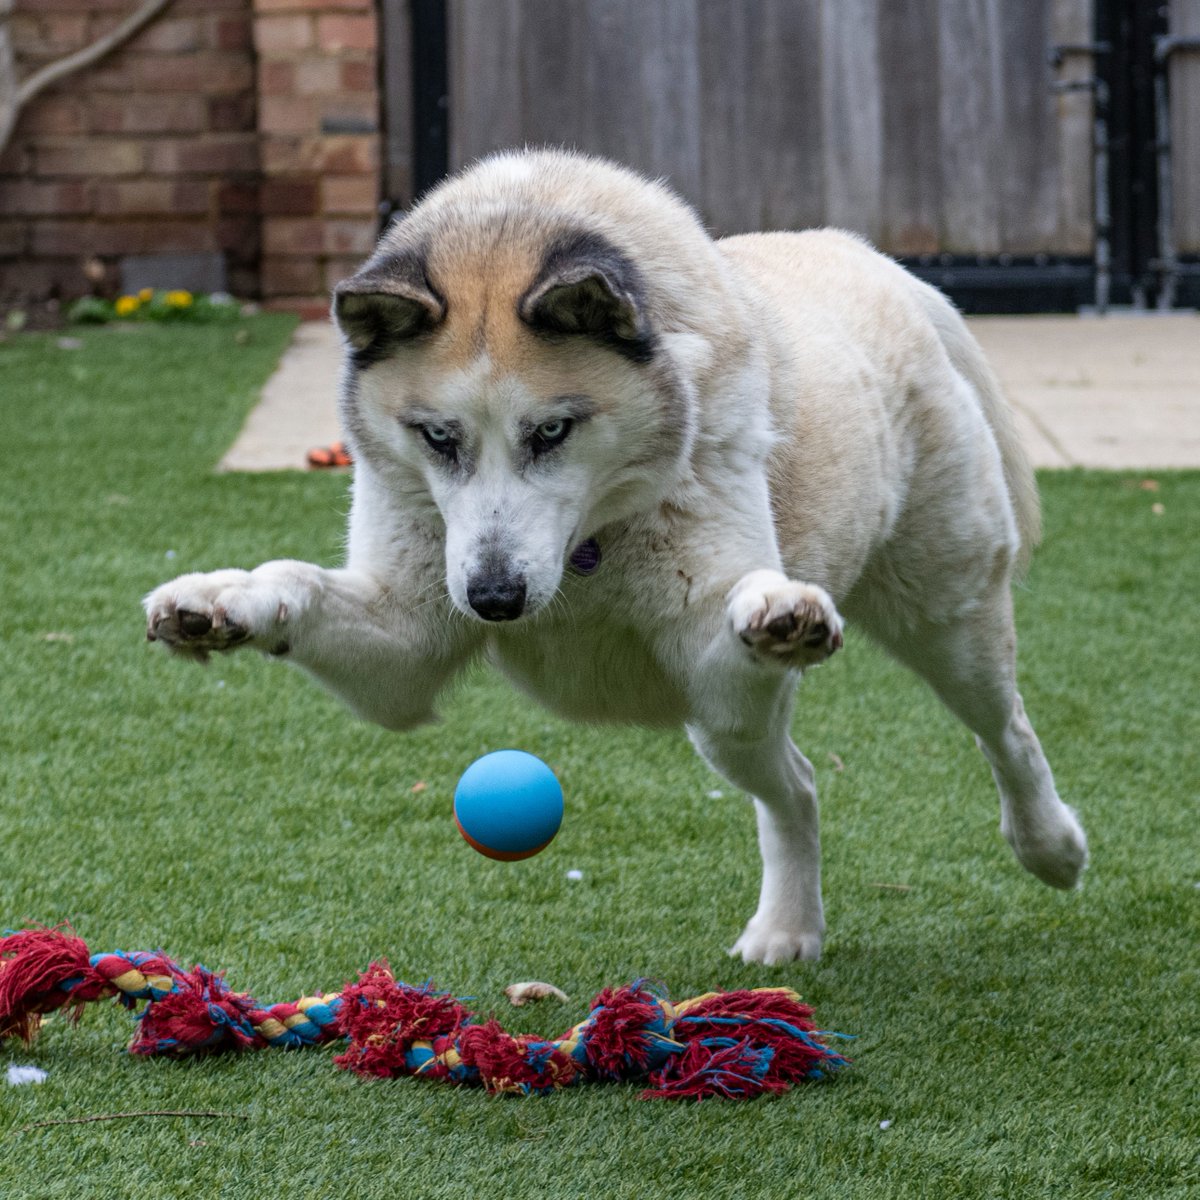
xmin=466 ymin=569 xmax=527 ymax=622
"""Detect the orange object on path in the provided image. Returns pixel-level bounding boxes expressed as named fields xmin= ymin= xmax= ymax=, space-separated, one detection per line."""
xmin=306 ymin=441 xmax=352 ymax=468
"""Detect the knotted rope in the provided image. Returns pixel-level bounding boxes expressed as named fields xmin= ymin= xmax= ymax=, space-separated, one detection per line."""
xmin=0 ymin=925 xmax=848 ymax=1101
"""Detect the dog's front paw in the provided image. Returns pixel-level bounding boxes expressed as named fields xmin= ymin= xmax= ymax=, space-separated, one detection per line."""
xmin=144 ymin=570 xmax=291 ymax=662
xmin=729 ymin=917 xmax=823 ymax=965
xmin=729 ymin=571 xmax=843 ymax=669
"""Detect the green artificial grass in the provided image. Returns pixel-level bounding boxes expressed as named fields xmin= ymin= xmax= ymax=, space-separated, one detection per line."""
xmin=1 ymin=320 xmax=1197 ymax=1198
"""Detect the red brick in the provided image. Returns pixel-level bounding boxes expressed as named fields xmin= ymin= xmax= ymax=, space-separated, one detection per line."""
xmin=253 ymin=14 xmax=312 ymax=53
xmin=322 ymin=256 xmax=366 ymax=291
xmin=147 ymin=136 xmax=259 ymax=176
xmin=25 ymin=0 xmax=137 ymax=12
xmin=36 ymin=12 xmax=90 ymax=52
xmin=217 ymin=215 xmax=259 ymax=262
xmin=227 ymin=264 xmax=258 ymax=298
xmin=0 ymin=180 xmax=90 ymax=218
xmin=0 ymin=142 xmax=32 ymax=175
xmin=174 ymin=0 xmax=248 ymax=12
xmin=90 ymin=94 xmax=208 ymax=136
xmin=0 ymin=221 xmax=30 ymax=257
xmin=258 ymin=60 xmax=294 ymax=96
xmin=218 ymin=181 xmax=260 ymax=216
xmin=261 ymin=178 xmax=319 ymax=216
xmin=293 ymin=56 xmax=341 ymax=95
xmin=92 ymin=179 xmax=212 ymax=217
xmin=259 ymin=95 xmax=318 ymax=135
xmin=36 ymin=139 xmax=145 ymax=177
xmin=86 ymin=53 xmax=199 ymax=93
xmin=13 ymin=94 xmax=87 ymax=137
xmin=209 ymin=94 xmax=257 ymax=133
xmin=28 ymin=220 xmax=96 ymax=257
xmin=255 ymin=0 xmax=371 ymax=11
xmin=131 ymin=16 xmax=205 ymax=53
xmin=85 ymin=220 xmax=216 ymax=257
xmin=93 ymin=180 xmax=173 ymax=216
xmin=174 ymin=181 xmax=214 ymax=215
xmin=260 ymin=133 xmax=378 ymax=175
xmin=324 ymin=218 xmax=376 ymax=256
xmin=214 ymin=15 xmax=253 ymax=51
xmin=263 ymin=217 xmax=323 ymax=255
xmin=321 ymin=174 xmax=378 ymax=215
xmin=261 ymin=256 xmax=322 ymax=297
xmin=6 ymin=15 xmax=42 ymax=57
xmin=0 ymin=258 xmax=89 ymax=304
xmin=87 ymin=51 xmax=253 ymax=94
xmin=340 ymin=57 xmax=376 ymax=93
xmin=315 ymin=13 xmax=375 ymax=52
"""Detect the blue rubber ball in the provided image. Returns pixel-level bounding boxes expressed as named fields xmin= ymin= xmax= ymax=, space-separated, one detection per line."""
xmin=453 ymin=750 xmax=564 ymax=861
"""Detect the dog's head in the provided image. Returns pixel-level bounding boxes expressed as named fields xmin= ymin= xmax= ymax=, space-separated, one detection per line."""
xmin=333 ymin=163 xmax=711 ymax=624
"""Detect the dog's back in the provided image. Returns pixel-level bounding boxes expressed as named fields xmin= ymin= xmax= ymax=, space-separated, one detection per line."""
xmin=717 ymin=230 xmax=1033 ymax=625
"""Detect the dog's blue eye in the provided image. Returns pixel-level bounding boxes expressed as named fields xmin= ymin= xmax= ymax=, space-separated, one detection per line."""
xmin=420 ymin=424 xmax=458 ymax=459
xmin=532 ymin=418 xmax=572 ymax=453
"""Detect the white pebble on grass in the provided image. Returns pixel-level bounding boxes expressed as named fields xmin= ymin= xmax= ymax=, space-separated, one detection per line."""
xmin=879 ymin=1120 xmax=893 ymax=1131
xmin=566 ymin=869 xmax=583 ymax=881
xmin=7 ymin=1065 xmax=48 ymax=1086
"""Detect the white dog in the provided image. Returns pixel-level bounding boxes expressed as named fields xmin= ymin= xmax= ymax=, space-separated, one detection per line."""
xmin=145 ymin=150 xmax=1087 ymax=963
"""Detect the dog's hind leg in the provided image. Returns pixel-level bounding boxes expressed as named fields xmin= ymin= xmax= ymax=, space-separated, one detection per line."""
xmin=868 ymin=589 xmax=1088 ymax=889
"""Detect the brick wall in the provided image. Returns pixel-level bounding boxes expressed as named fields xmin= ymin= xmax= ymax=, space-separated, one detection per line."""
xmin=0 ymin=0 xmax=383 ymax=307
xmin=252 ymin=0 xmax=381 ymax=306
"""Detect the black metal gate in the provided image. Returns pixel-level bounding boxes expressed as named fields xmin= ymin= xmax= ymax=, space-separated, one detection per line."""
xmin=382 ymin=0 xmax=1200 ymax=313
xmin=1091 ymin=0 xmax=1200 ymax=309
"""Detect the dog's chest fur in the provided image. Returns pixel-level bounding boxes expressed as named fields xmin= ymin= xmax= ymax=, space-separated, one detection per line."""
xmin=486 ymin=550 xmax=692 ymax=726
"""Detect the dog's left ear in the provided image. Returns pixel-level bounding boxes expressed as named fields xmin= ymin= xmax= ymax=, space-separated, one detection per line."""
xmin=520 ymin=231 xmax=655 ymax=362
xmin=333 ymin=250 xmax=445 ymax=365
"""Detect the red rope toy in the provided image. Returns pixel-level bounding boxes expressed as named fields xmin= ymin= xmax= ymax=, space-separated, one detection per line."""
xmin=0 ymin=925 xmax=849 ymax=1101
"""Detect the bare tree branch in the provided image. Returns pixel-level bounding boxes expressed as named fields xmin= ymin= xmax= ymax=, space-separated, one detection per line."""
xmin=0 ymin=0 xmax=176 ymax=157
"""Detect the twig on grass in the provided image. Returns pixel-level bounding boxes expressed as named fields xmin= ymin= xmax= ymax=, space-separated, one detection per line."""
xmin=13 ymin=1110 xmax=248 ymax=1135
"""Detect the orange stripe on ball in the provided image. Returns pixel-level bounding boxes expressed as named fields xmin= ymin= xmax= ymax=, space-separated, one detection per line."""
xmin=454 ymin=814 xmax=553 ymax=861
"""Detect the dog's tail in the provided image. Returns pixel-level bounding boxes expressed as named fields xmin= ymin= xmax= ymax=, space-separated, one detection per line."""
xmin=918 ymin=288 xmax=1041 ymax=579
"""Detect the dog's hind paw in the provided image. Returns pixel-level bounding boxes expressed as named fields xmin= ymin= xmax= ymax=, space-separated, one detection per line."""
xmin=729 ymin=571 xmax=843 ymax=670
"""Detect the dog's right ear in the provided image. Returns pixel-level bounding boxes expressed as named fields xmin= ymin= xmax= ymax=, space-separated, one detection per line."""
xmin=333 ymin=251 xmax=445 ymax=366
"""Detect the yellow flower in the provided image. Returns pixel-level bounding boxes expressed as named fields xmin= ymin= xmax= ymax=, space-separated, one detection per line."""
xmin=114 ymin=295 xmax=140 ymax=317
xmin=164 ymin=290 xmax=193 ymax=308
xmin=137 ymin=288 xmax=154 ymax=302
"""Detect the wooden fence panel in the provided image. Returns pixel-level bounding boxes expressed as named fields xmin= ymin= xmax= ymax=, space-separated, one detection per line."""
xmin=1171 ymin=0 xmax=1200 ymax=251
xmin=445 ymin=0 xmax=1095 ymax=256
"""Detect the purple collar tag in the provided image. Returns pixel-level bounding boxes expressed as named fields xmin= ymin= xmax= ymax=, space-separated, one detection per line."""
xmin=568 ymin=537 xmax=602 ymax=576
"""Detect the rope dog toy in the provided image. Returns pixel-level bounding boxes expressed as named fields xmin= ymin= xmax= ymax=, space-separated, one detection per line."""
xmin=0 ymin=925 xmax=849 ymax=1100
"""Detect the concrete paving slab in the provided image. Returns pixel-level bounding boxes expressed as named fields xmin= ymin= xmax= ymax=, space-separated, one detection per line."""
xmin=219 ymin=320 xmax=344 ymax=472
xmin=970 ymin=315 xmax=1200 ymax=469
xmin=220 ymin=314 xmax=1200 ymax=472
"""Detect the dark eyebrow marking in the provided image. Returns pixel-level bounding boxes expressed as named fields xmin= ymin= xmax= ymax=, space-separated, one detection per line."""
xmin=550 ymin=395 xmax=599 ymax=420
xmin=397 ymin=402 xmax=459 ymax=430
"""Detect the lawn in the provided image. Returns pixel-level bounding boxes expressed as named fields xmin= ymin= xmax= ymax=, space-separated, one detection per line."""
xmin=1 ymin=319 xmax=1197 ymax=1198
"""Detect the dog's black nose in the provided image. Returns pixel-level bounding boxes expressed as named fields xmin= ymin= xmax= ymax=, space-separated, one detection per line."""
xmin=466 ymin=572 xmax=527 ymax=622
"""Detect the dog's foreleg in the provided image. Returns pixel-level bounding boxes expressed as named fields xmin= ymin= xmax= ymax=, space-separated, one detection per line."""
xmin=144 ymin=561 xmax=475 ymax=729
xmin=689 ymin=719 xmax=825 ymax=965
xmin=682 ymin=570 xmax=845 ymax=964
xmin=726 ymin=569 xmax=843 ymax=668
